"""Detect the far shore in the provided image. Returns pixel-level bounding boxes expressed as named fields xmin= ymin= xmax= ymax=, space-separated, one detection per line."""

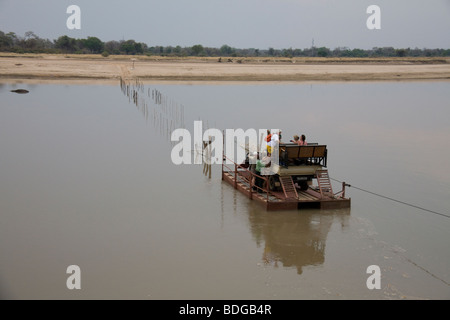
xmin=1 ymin=53 xmax=449 ymax=82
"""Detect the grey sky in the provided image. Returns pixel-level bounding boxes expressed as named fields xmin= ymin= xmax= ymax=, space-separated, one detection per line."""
xmin=0 ymin=0 xmax=449 ymax=49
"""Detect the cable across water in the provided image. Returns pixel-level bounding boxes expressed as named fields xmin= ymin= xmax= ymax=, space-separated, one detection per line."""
xmin=330 ymin=177 xmax=450 ymax=219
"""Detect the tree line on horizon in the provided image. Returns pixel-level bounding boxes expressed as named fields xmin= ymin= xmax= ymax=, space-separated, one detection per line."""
xmin=1 ymin=30 xmax=449 ymax=58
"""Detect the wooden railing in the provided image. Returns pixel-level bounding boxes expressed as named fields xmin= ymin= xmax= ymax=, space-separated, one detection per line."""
xmin=333 ymin=182 xmax=349 ymax=199
xmin=222 ymin=155 xmax=274 ymax=202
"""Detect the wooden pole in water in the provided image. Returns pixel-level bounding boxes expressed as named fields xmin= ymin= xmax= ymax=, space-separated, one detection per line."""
xmin=234 ymin=164 xmax=237 ymax=189
xmin=208 ymin=136 xmax=212 ymax=179
xmin=221 ymin=130 xmax=224 ymax=181
xmin=249 ymin=172 xmax=253 ymax=200
xmin=202 ymin=141 xmax=207 ymax=175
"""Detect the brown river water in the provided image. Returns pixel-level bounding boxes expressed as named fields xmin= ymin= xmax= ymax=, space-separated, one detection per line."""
xmin=0 ymin=81 xmax=449 ymax=299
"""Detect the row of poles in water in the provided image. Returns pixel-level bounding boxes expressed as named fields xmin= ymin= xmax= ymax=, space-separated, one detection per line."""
xmin=119 ymin=76 xmax=212 ymax=177
xmin=119 ymin=76 xmax=186 ymax=141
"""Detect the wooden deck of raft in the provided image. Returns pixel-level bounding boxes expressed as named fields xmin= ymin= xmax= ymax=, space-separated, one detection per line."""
xmin=222 ymin=169 xmax=351 ymax=211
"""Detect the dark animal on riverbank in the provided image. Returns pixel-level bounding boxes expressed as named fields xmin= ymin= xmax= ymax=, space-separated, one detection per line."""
xmin=10 ymin=89 xmax=29 ymax=94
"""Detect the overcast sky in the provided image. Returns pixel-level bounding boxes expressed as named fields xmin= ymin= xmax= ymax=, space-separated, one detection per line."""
xmin=1 ymin=0 xmax=449 ymax=49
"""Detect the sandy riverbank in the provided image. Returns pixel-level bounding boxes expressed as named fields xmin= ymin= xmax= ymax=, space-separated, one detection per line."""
xmin=1 ymin=53 xmax=450 ymax=82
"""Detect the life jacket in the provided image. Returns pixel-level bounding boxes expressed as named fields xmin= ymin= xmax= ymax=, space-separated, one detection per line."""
xmin=265 ymin=134 xmax=272 ymax=142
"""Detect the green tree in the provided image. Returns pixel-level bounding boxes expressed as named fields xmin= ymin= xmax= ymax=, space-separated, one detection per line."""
xmin=220 ymin=44 xmax=234 ymax=56
xmin=120 ymin=40 xmax=136 ymax=54
xmin=105 ymin=40 xmax=121 ymax=54
xmin=349 ymin=48 xmax=368 ymax=57
xmin=0 ymin=31 xmax=13 ymax=49
xmin=395 ymin=48 xmax=407 ymax=57
xmin=173 ymin=45 xmax=182 ymax=56
xmin=191 ymin=44 xmax=204 ymax=56
xmin=118 ymin=40 xmax=145 ymax=55
xmin=6 ymin=32 xmax=18 ymax=45
xmin=24 ymin=31 xmax=38 ymax=40
xmin=82 ymin=36 xmax=104 ymax=54
xmin=134 ymin=42 xmax=143 ymax=54
xmin=282 ymin=47 xmax=293 ymax=58
xmin=54 ymin=35 xmax=77 ymax=52
xmin=317 ymin=47 xmax=330 ymax=57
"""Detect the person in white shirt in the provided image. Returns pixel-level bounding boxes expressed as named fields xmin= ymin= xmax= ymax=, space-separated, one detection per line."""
xmin=267 ymin=130 xmax=279 ymax=156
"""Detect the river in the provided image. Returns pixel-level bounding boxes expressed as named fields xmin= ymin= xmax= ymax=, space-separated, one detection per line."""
xmin=0 ymin=80 xmax=449 ymax=299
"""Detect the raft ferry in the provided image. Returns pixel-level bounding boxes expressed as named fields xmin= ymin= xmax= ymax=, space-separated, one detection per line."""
xmin=221 ymin=143 xmax=351 ymax=211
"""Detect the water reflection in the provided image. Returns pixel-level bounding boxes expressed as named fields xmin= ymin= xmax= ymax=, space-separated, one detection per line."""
xmin=220 ymin=177 xmax=352 ymax=275
xmin=247 ymin=206 xmax=350 ymax=275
